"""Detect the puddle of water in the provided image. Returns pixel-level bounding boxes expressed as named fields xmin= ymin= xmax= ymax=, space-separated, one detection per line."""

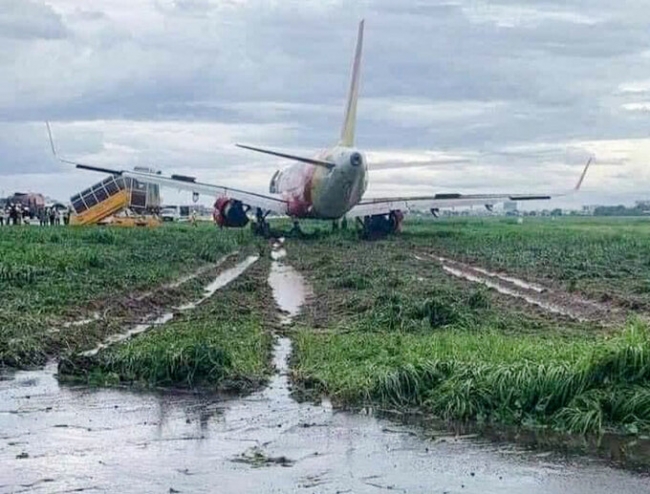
xmin=2 ymin=363 xmax=647 ymax=493
xmin=202 ymin=256 xmax=259 ymax=298
xmin=82 ymin=256 xmax=259 ymax=357
xmin=268 ymin=264 xmax=311 ymax=325
xmin=268 ymin=240 xmax=311 ymax=325
xmin=51 ymin=255 xmax=241 ymax=337
xmin=271 ymin=248 xmax=287 ymax=260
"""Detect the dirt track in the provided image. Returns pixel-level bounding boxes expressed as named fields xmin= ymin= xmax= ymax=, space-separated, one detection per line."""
xmin=415 ymin=252 xmax=630 ymax=327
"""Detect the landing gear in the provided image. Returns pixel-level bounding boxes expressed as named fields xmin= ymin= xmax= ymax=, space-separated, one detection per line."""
xmin=289 ymin=220 xmax=304 ymax=237
xmin=358 ymin=211 xmax=404 ymax=239
xmin=251 ymin=208 xmax=271 ymax=237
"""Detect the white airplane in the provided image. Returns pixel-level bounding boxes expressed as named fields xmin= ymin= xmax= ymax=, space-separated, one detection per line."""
xmin=49 ymin=20 xmax=591 ymax=236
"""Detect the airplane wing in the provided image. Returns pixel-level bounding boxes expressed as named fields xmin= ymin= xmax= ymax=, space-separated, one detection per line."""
xmin=46 ymin=122 xmax=288 ymax=214
xmin=75 ymin=164 xmax=287 ymax=214
xmin=347 ymin=159 xmax=592 ymax=218
xmin=121 ymin=168 xmax=288 ymax=214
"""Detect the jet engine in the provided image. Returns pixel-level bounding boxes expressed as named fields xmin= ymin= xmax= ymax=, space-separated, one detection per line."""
xmin=213 ymin=198 xmax=249 ymax=228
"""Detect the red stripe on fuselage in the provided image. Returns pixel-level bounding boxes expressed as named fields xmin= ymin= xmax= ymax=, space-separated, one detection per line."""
xmin=284 ymin=162 xmax=316 ymax=217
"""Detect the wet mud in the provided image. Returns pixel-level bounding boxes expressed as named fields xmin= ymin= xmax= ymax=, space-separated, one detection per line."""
xmin=418 ymin=253 xmax=625 ymax=325
xmin=80 ymin=255 xmax=259 ymax=358
xmin=31 ymin=255 xmax=247 ymax=367
xmin=3 ymin=359 xmax=648 ymax=492
xmin=60 ymin=254 xmax=238 ymax=324
xmin=2 ymin=249 xmax=649 ymax=492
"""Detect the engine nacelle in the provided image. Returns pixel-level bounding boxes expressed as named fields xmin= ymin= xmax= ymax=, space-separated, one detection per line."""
xmin=213 ymin=198 xmax=249 ymax=228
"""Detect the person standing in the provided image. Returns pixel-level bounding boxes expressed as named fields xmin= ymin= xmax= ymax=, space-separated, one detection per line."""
xmin=0 ymin=206 xmax=4 ymax=226
xmin=10 ymin=204 xmax=19 ymax=225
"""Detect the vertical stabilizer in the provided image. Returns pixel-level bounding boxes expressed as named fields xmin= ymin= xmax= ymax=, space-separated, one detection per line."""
xmin=339 ymin=20 xmax=364 ymax=147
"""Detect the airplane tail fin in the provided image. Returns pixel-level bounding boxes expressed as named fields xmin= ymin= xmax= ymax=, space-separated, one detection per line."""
xmin=339 ymin=20 xmax=364 ymax=148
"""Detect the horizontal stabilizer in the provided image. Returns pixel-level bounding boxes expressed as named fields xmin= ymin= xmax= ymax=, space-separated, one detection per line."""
xmin=236 ymin=144 xmax=335 ymax=170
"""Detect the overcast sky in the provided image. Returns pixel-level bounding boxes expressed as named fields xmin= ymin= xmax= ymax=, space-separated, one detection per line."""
xmin=2 ymin=0 xmax=650 ymax=209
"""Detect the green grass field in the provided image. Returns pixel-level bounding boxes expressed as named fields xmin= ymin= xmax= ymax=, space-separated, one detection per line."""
xmin=404 ymin=216 xmax=650 ymax=310
xmin=59 ymin=260 xmax=274 ymax=391
xmin=4 ymin=217 xmax=650 ymax=438
xmin=0 ymin=224 xmax=252 ymax=368
xmin=290 ymin=217 xmax=650 ymax=436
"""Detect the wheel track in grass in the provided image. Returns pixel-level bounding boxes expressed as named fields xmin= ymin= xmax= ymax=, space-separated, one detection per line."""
xmin=415 ymin=252 xmax=630 ymax=326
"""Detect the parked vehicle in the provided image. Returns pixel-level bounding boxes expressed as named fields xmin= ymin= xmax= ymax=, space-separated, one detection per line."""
xmin=160 ymin=205 xmax=180 ymax=222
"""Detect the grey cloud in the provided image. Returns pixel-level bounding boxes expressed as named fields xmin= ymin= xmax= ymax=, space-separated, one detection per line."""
xmin=1 ymin=0 xmax=650 ymax=207
xmin=0 ymin=0 xmax=67 ymax=40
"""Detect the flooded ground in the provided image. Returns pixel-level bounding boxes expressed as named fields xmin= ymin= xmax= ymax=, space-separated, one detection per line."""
xmin=2 ymin=251 xmax=649 ymax=493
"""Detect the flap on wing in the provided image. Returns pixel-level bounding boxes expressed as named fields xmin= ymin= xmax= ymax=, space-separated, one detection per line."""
xmin=347 ymin=193 xmax=547 ymax=218
xmin=121 ymin=170 xmax=288 ymax=214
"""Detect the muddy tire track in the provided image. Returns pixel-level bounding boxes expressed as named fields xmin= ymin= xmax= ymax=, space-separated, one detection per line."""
xmin=59 ymin=254 xmax=261 ymax=378
xmin=416 ymin=253 xmax=628 ymax=326
xmin=1 ymin=254 xmax=253 ymax=370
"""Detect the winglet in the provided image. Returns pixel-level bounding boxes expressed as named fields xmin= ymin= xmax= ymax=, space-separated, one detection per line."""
xmin=45 ymin=121 xmax=77 ymax=166
xmin=46 ymin=121 xmax=58 ymax=158
xmin=574 ymin=157 xmax=593 ymax=191
xmin=45 ymin=121 xmax=121 ymax=174
xmin=339 ymin=20 xmax=364 ymax=147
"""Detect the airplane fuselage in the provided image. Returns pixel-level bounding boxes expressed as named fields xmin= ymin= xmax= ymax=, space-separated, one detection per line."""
xmin=270 ymin=146 xmax=368 ymax=219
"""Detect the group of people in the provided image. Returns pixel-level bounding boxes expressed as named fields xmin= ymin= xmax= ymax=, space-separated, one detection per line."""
xmin=0 ymin=204 xmax=27 ymax=226
xmin=0 ymin=205 xmax=70 ymax=226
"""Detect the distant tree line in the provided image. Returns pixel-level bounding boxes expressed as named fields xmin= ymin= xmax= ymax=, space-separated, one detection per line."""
xmin=593 ymin=205 xmax=650 ymax=216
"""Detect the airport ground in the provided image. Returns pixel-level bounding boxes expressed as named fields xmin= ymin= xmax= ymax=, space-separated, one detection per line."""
xmin=3 ymin=217 xmax=650 ymax=491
